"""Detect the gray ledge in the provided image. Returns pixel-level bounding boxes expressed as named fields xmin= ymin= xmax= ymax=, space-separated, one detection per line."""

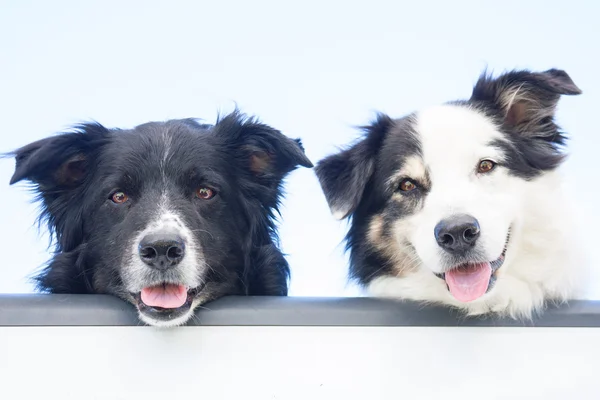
xmin=1 ymin=294 xmax=600 ymax=326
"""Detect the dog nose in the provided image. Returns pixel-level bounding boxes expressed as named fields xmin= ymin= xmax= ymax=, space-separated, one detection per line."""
xmin=138 ymin=233 xmax=186 ymax=270
xmin=434 ymin=214 xmax=480 ymax=254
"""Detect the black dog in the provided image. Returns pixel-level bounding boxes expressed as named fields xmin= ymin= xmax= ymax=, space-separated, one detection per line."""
xmin=9 ymin=111 xmax=312 ymax=326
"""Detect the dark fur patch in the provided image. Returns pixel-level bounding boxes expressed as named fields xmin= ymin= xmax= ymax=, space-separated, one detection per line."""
xmin=315 ymin=115 xmax=424 ymax=284
xmin=467 ymin=68 xmax=581 ymax=179
xmin=9 ymin=111 xmax=312 ymax=305
xmin=314 ymin=113 xmax=393 ymax=219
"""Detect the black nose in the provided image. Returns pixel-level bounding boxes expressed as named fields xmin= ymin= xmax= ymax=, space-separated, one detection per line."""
xmin=434 ymin=214 xmax=480 ymax=254
xmin=138 ymin=233 xmax=185 ymax=270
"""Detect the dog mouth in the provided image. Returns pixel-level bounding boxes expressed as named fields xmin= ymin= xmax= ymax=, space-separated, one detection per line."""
xmin=132 ymin=283 xmax=203 ymax=322
xmin=435 ymin=230 xmax=511 ymax=303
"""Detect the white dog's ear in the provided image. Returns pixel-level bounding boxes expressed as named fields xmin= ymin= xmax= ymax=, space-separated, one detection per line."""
xmin=470 ymin=68 xmax=581 ymax=135
xmin=315 ymin=114 xmax=392 ymax=220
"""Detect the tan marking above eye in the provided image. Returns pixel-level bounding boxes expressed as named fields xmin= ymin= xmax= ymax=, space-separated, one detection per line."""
xmin=477 ymin=159 xmax=496 ymax=173
xmin=196 ymin=187 xmax=216 ymax=200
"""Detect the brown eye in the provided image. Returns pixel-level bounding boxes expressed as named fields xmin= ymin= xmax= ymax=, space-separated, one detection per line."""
xmin=196 ymin=187 xmax=215 ymax=200
xmin=399 ymin=179 xmax=417 ymax=192
xmin=478 ymin=159 xmax=496 ymax=173
xmin=111 ymin=191 xmax=129 ymax=204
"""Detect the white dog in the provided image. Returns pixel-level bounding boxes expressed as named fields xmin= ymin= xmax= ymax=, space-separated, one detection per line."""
xmin=316 ymin=68 xmax=586 ymax=318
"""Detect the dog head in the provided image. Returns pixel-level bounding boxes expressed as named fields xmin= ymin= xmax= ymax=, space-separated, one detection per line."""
xmin=10 ymin=111 xmax=312 ymax=326
xmin=316 ymin=69 xmax=580 ymax=303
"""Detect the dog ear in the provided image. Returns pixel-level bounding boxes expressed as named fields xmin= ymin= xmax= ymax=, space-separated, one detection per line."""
xmin=470 ymin=68 xmax=581 ymax=134
xmin=9 ymin=123 xmax=110 ymax=189
xmin=315 ymin=113 xmax=392 ymax=220
xmin=214 ymin=111 xmax=313 ymax=184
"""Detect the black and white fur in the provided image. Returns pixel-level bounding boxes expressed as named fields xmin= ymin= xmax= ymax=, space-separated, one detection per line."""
xmin=9 ymin=111 xmax=312 ymax=326
xmin=316 ymin=69 xmax=585 ymax=318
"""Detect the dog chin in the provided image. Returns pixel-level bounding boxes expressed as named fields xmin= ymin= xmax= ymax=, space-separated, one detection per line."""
xmin=137 ymin=307 xmax=196 ymax=327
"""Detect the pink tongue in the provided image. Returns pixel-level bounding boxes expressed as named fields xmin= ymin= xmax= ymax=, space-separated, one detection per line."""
xmin=140 ymin=284 xmax=187 ymax=309
xmin=445 ymin=262 xmax=492 ymax=302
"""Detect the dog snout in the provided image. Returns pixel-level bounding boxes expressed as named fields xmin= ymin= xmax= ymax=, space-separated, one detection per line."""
xmin=138 ymin=232 xmax=186 ymax=270
xmin=434 ymin=214 xmax=480 ymax=254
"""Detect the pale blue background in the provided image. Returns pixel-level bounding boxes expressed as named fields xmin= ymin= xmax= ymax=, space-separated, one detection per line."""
xmin=1 ymin=0 xmax=598 ymax=297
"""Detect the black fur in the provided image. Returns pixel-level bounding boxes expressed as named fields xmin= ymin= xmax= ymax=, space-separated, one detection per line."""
xmin=315 ymin=68 xmax=581 ymax=286
xmin=9 ymin=110 xmax=312 ymax=320
xmin=316 ymin=114 xmax=424 ymax=284
xmin=468 ymin=68 xmax=581 ymax=179
xmin=314 ymin=113 xmax=394 ymax=219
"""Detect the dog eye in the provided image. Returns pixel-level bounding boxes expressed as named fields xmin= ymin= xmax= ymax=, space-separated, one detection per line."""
xmin=478 ymin=159 xmax=496 ymax=173
xmin=398 ymin=179 xmax=417 ymax=192
xmin=196 ymin=187 xmax=216 ymax=200
xmin=111 ymin=191 xmax=129 ymax=204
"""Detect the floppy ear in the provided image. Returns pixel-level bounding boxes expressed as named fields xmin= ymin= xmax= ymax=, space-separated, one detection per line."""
xmin=9 ymin=123 xmax=110 ymax=190
xmin=214 ymin=111 xmax=313 ymax=186
xmin=315 ymin=113 xmax=392 ymax=220
xmin=470 ymin=68 xmax=581 ymax=135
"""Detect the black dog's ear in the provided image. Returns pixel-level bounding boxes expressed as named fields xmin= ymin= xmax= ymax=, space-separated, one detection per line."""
xmin=214 ymin=111 xmax=313 ymax=183
xmin=470 ymin=68 xmax=581 ymax=135
xmin=315 ymin=113 xmax=392 ymax=220
xmin=9 ymin=123 xmax=110 ymax=189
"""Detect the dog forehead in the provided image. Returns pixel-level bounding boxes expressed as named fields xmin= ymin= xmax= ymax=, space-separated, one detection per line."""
xmin=100 ymin=121 xmax=225 ymax=183
xmin=378 ymin=117 xmax=423 ymax=174
xmin=414 ymin=104 xmax=504 ymax=173
xmin=133 ymin=119 xmax=210 ymax=147
xmin=111 ymin=121 xmax=215 ymax=159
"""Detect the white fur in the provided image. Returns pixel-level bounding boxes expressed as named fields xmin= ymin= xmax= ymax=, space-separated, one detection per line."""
xmin=122 ymin=195 xmax=206 ymax=326
xmin=123 ymin=202 xmax=204 ymax=293
xmin=332 ymin=210 xmax=348 ymax=220
xmin=137 ymin=306 xmax=194 ymax=328
xmin=368 ymin=105 xmax=588 ymax=318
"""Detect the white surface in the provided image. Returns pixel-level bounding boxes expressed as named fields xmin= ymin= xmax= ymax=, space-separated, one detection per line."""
xmin=1 ymin=326 xmax=597 ymax=399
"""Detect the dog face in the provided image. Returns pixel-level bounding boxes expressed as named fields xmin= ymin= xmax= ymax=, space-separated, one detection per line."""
xmin=370 ymin=107 xmax=516 ymax=294
xmin=316 ymin=69 xmax=580 ymax=305
xmin=10 ymin=112 xmax=312 ymax=326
